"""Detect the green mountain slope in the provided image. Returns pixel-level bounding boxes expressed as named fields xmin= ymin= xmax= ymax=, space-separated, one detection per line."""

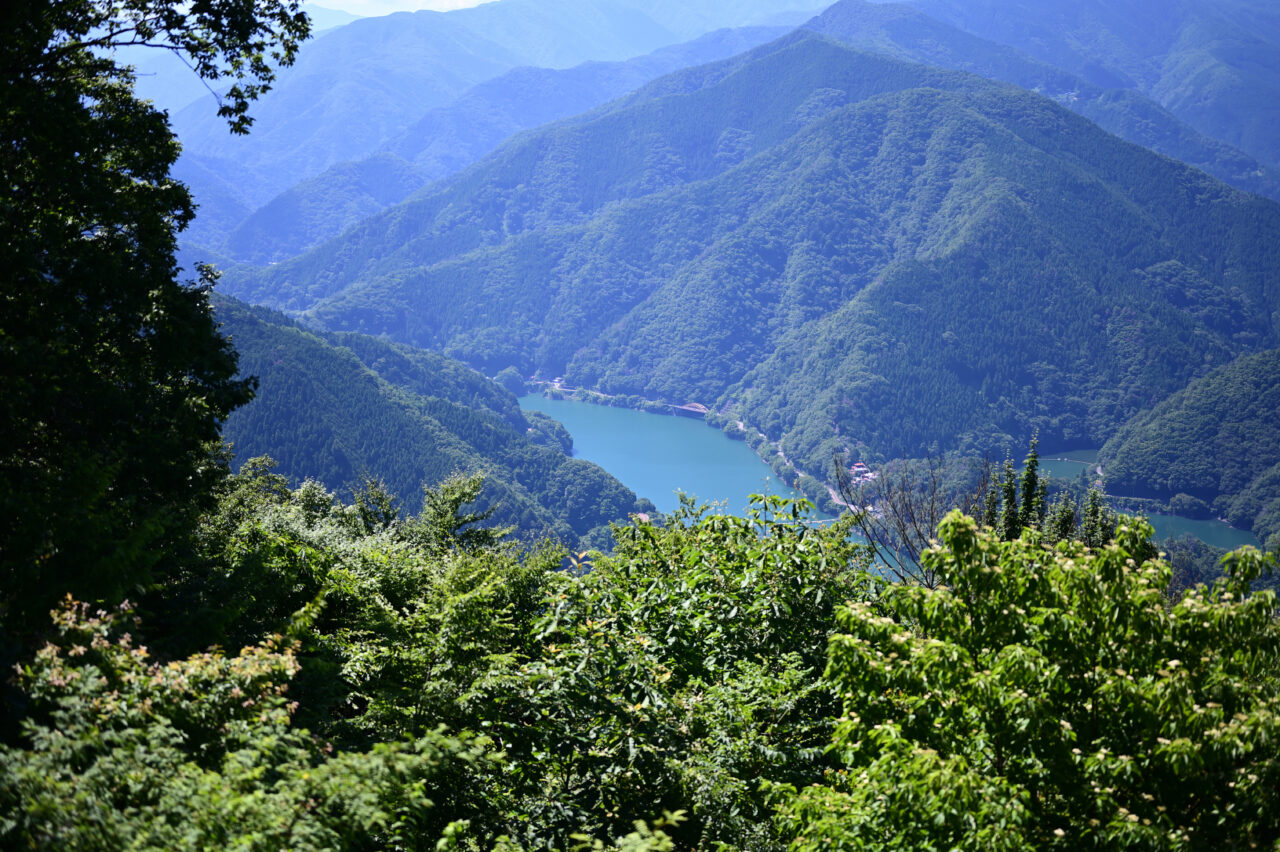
xmin=173 ymin=12 xmax=522 ymax=205
xmin=222 ymin=33 xmax=1280 ymax=493
xmin=219 ymin=0 xmax=1280 ymax=267
xmin=173 ymin=1 xmax=843 ymax=253
xmin=216 ymin=296 xmax=647 ymax=547
xmin=897 ymin=0 xmax=1280 ymax=173
xmin=1101 ymin=349 xmax=1280 ymax=548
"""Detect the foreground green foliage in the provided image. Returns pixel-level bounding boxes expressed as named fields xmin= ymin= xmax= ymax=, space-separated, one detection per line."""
xmin=777 ymin=513 xmax=1280 ymax=850
xmin=146 ymin=462 xmax=873 ymax=848
xmin=5 ymin=457 xmax=1279 ymax=849
xmin=0 ymin=599 xmax=486 ymax=851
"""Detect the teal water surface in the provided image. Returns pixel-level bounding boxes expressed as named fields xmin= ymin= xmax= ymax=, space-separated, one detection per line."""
xmin=1038 ymin=448 xmax=1258 ymax=548
xmin=1039 ymin=448 xmax=1102 ymax=483
xmin=519 ymin=401 xmax=1258 ymax=548
xmin=1143 ymin=514 xmax=1259 ymax=550
xmin=519 ymin=395 xmax=811 ymax=515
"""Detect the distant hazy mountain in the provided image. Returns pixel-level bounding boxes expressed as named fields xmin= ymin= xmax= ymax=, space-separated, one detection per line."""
xmin=221 ymin=26 xmax=791 ymax=262
xmin=221 ymin=154 xmax=428 ymax=265
xmin=1101 ymin=348 xmax=1280 ymax=548
xmin=630 ymin=0 xmax=827 ymax=38
xmin=120 ymin=4 xmax=362 ymax=116
xmin=171 ymin=12 xmax=523 ymax=204
xmin=300 ymin=3 xmax=363 ymax=31
xmin=173 ymin=1 xmax=839 ymax=252
xmin=217 ymin=296 xmax=647 ymax=547
xmin=386 ymin=26 xmax=793 ymax=181
xmin=806 ymin=0 xmax=1280 ymax=200
xmin=206 ymin=0 xmax=1280 ymax=264
xmin=221 ymin=33 xmax=1280 ymax=490
xmin=888 ymin=0 xmax=1280 ymax=172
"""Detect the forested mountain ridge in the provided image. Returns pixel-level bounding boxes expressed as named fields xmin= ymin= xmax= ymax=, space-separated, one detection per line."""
xmin=210 ymin=0 xmax=1280 ymax=266
xmin=223 ymin=33 xmax=985 ymax=309
xmin=185 ymin=0 xmax=1274 ymax=266
xmin=1101 ymin=348 xmax=1280 ymax=549
xmin=172 ymin=11 xmax=522 ymax=212
xmin=221 ymin=33 xmax=1280 ymax=488
xmin=216 ymin=296 xmax=647 ymax=548
xmin=170 ymin=0 xmax=823 ymax=252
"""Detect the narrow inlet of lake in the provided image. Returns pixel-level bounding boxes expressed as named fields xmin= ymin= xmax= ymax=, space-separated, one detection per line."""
xmin=519 ymin=394 xmax=814 ymax=516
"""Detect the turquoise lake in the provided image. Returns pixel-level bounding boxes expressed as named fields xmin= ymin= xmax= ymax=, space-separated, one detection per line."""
xmin=1038 ymin=448 xmax=1260 ymax=549
xmin=518 ymin=394 xmax=810 ymax=515
xmin=520 ymin=397 xmax=1259 ymax=548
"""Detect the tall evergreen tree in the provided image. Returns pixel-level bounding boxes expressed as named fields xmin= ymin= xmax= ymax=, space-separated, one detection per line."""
xmin=999 ymin=455 xmax=1021 ymax=541
xmin=1081 ymin=487 xmax=1113 ymax=549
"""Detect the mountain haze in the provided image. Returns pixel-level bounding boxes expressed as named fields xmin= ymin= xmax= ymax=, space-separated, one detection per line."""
xmin=892 ymin=0 xmax=1280 ymax=172
xmin=805 ymin=0 xmax=1280 ymax=200
xmin=220 ymin=26 xmax=792 ymax=263
xmin=172 ymin=1 xmax=843 ymax=251
xmin=217 ymin=0 xmax=1280 ymax=266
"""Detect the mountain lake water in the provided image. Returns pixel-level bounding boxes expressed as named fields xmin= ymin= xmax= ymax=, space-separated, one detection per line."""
xmin=1039 ymin=448 xmax=1260 ymax=549
xmin=518 ymin=394 xmax=816 ymax=516
xmin=519 ymin=400 xmax=1260 ymax=549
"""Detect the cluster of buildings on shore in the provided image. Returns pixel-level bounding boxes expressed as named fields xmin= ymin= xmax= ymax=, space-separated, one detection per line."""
xmin=848 ymin=461 xmax=879 ymax=484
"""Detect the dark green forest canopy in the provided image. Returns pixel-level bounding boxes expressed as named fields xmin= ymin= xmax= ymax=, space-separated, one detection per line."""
xmin=221 ymin=33 xmax=1280 ymax=483
xmin=5 ymin=477 xmax=1279 ymax=849
xmin=216 ymin=296 xmax=647 ymax=548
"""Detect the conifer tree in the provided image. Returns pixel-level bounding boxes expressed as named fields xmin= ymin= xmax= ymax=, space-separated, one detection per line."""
xmin=999 ymin=455 xmax=1021 ymax=541
xmin=1018 ymin=432 xmax=1042 ymax=526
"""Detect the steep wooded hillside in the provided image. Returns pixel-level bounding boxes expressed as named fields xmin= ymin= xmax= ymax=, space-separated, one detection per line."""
xmin=173 ymin=1 xmax=832 ymax=250
xmin=216 ymin=297 xmax=647 ymax=547
xmin=218 ymin=0 xmax=1280 ymax=266
xmin=222 ymin=33 xmax=1280 ymax=493
xmin=1101 ymin=349 xmax=1280 ymax=548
